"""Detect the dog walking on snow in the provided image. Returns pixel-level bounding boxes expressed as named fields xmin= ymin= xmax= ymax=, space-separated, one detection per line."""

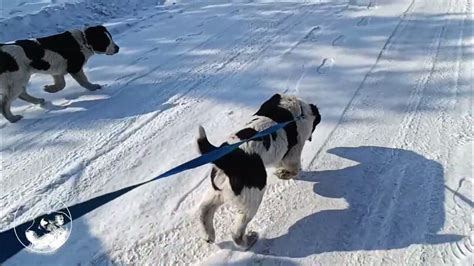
xmin=196 ymin=93 xmax=321 ymax=249
xmin=0 ymin=25 xmax=119 ymax=123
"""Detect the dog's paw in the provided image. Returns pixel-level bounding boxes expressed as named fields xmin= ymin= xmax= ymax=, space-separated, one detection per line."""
xmin=235 ymin=231 xmax=259 ymax=250
xmin=202 ymin=232 xmax=215 ymax=244
xmin=203 ymin=237 xmax=215 ymax=244
xmin=7 ymin=115 xmax=23 ymax=123
xmin=87 ymin=84 xmax=102 ymax=91
xmin=199 ymin=227 xmax=216 ymax=244
xmin=44 ymin=85 xmax=63 ymax=93
xmin=244 ymin=231 xmax=258 ymax=249
xmin=37 ymin=98 xmax=46 ymax=106
xmin=274 ymin=168 xmax=298 ymax=180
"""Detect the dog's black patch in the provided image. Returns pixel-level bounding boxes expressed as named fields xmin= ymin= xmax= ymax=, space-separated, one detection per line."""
xmin=236 ymin=128 xmax=257 ymax=140
xmin=85 ymin=26 xmax=110 ymax=53
xmin=262 ymin=135 xmax=271 ymax=150
xmin=197 ymin=132 xmax=216 ymax=155
xmin=271 ymin=132 xmax=277 ymax=141
xmin=0 ymin=50 xmax=19 ymax=74
xmin=235 ymin=128 xmax=257 ymax=140
xmin=236 ymin=128 xmax=271 ymax=151
xmin=36 ymin=31 xmax=85 ymax=74
xmin=30 ymin=60 xmax=51 ymax=71
xmin=14 ymin=40 xmax=50 ymax=71
xmin=310 ymin=103 xmax=321 ymax=134
xmin=214 ymin=143 xmax=267 ymax=195
xmin=254 ymin=93 xmax=298 ymax=157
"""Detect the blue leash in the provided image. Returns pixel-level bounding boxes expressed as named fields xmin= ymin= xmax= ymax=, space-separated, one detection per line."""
xmin=152 ymin=113 xmax=304 ymax=181
xmin=0 ymin=112 xmax=305 ymax=263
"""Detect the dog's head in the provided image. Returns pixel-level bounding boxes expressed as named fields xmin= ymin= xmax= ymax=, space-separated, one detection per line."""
xmin=301 ymin=101 xmax=321 ymax=142
xmin=84 ymin=25 xmax=119 ymax=55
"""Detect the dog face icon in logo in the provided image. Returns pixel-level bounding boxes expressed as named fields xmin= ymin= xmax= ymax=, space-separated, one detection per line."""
xmin=14 ymin=197 xmax=72 ymax=254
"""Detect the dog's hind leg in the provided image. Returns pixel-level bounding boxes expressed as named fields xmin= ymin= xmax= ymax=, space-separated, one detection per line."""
xmin=44 ymin=75 xmax=66 ymax=93
xmin=71 ymin=70 xmax=101 ymax=91
xmin=198 ymin=189 xmax=223 ymax=243
xmin=1 ymin=94 xmax=22 ymax=123
xmin=19 ymin=88 xmax=45 ymax=105
xmin=231 ymin=188 xmax=264 ymax=249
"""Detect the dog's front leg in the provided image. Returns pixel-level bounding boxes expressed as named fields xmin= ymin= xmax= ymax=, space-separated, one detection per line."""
xmin=71 ymin=70 xmax=101 ymax=91
xmin=1 ymin=96 xmax=22 ymax=123
xmin=44 ymin=75 xmax=66 ymax=93
xmin=19 ymin=90 xmax=45 ymax=105
xmin=275 ymin=144 xmax=303 ymax=180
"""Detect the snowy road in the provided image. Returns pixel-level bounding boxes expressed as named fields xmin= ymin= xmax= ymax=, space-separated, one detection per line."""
xmin=1 ymin=0 xmax=472 ymax=264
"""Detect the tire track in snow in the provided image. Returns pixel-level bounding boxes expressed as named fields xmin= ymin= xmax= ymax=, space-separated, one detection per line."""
xmin=307 ymin=0 xmax=417 ymax=167
xmin=332 ymin=34 xmax=345 ymax=46
xmin=374 ymin=10 xmax=451 ymax=249
xmin=338 ymin=1 xmax=456 ymax=257
xmin=377 ymin=2 xmax=472 ymax=257
xmin=416 ymin=0 xmax=473 ymax=262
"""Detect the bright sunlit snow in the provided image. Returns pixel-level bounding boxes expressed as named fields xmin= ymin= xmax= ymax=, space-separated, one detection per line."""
xmin=1 ymin=0 xmax=472 ymax=265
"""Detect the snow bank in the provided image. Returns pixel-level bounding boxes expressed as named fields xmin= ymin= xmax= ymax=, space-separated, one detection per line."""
xmin=0 ymin=0 xmax=166 ymax=42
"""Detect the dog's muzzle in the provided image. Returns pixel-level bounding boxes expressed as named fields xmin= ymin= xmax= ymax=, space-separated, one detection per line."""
xmin=107 ymin=45 xmax=120 ymax=55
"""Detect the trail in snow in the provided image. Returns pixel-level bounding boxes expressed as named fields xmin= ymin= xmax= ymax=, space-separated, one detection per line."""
xmin=1 ymin=0 xmax=472 ymax=265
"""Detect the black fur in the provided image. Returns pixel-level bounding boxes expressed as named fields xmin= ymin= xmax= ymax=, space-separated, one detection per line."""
xmin=197 ymin=94 xmax=310 ymax=195
xmin=197 ymin=133 xmax=267 ymax=195
xmin=214 ymin=143 xmax=267 ymax=195
xmin=235 ymin=127 xmax=271 ymax=150
xmin=310 ymin=103 xmax=321 ymax=134
xmin=36 ymin=31 xmax=85 ymax=74
xmin=14 ymin=40 xmax=50 ymax=71
xmin=197 ymin=133 xmax=217 ymax=154
xmin=235 ymin=128 xmax=257 ymax=140
xmin=271 ymin=132 xmax=277 ymax=141
xmin=254 ymin=93 xmax=298 ymax=157
xmin=84 ymin=26 xmax=111 ymax=53
xmin=0 ymin=50 xmax=19 ymax=74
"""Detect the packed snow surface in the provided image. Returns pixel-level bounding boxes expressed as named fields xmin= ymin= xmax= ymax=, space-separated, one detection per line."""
xmin=1 ymin=0 xmax=472 ymax=264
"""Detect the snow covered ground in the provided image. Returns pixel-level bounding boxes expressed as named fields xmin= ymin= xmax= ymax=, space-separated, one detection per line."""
xmin=1 ymin=0 xmax=472 ymax=264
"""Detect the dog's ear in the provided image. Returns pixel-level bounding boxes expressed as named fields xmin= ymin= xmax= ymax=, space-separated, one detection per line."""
xmin=310 ymin=104 xmax=321 ymax=122
xmin=84 ymin=25 xmax=110 ymax=53
xmin=308 ymin=103 xmax=321 ymax=141
xmin=270 ymin=93 xmax=281 ymax=100
xmin=309 ymin=104 xmax=318 ymax=116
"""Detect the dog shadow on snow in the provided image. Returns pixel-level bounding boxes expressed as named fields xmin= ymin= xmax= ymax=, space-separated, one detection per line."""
xmin=252 ymin=146 xmax=463 ymax=258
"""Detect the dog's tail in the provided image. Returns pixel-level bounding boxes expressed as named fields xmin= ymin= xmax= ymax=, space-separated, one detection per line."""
xmin=197 ymin=126 xmax=222 ymax=191
xmin=197 ymin=125 xmax=218 ymax=154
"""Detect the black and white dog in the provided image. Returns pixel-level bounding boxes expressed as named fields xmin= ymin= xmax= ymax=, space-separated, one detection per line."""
xmin=196 ymin=93 xmax=321 ymax=249
xmin=0 ymin=25 xmax=119 ymax=123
